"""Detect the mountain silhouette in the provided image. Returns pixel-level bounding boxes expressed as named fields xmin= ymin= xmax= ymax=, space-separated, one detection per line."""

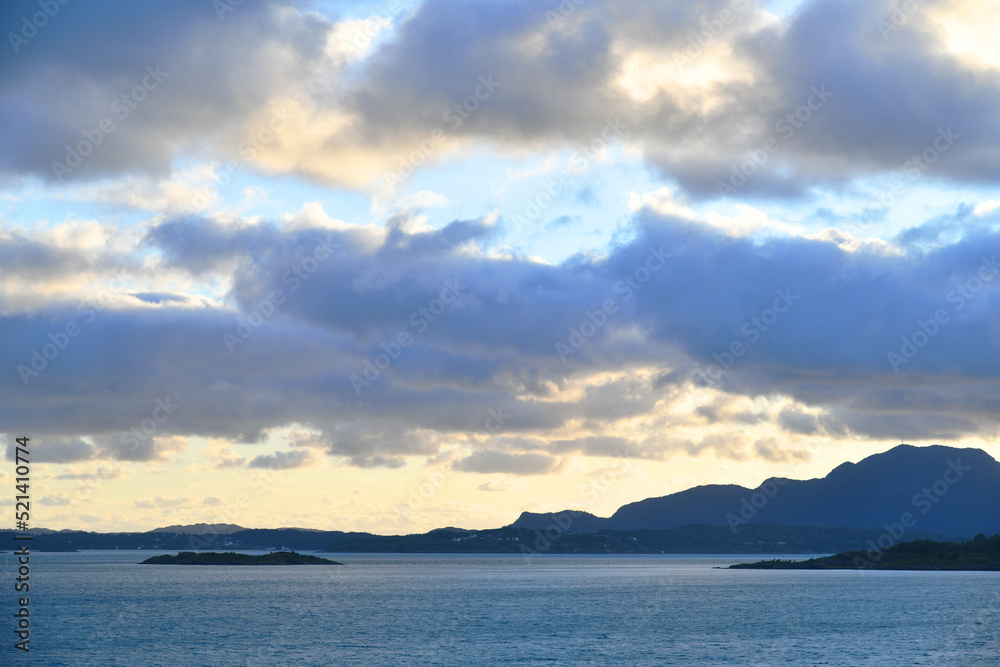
xmin=510 ymin=444 xmax=1000 ymax=538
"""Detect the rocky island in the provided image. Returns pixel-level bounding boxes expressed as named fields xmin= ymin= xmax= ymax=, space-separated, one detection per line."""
xmin=730 ymin=534 xmax=1000 ymax=571
xmin=140 ymin=551 xmax=343 ymax=565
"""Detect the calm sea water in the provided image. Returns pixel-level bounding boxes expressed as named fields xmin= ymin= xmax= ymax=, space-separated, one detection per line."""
xmin=1 ymin=550 xmax=997 ymax=665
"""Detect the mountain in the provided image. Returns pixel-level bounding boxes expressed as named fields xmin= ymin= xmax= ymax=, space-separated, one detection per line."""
xmin=148 ymin=523 xmax=245 ymax=535
xmin=0 ymin=524 xmax=957 ymax=555
xmin=510 ymin=445 xmax=1000 ymax=538
xmin=510 ymin=510 xmax=608 ymax=533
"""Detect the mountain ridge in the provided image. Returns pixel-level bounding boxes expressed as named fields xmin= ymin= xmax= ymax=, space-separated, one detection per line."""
xmin=510 ymin=444 xmax=1000 ymax=537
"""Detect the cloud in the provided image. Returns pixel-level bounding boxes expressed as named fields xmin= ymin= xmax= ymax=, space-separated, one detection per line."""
xmin=1 ymin=205 xmax=999 ymax=471
xmin=550 ymin=435 xmax=668 ymax=460
xmin=4 ymin=436 xmax=94 ymax=463
xmin=54 ymin=466 xmax=124 ymax=481
xmin=0 ymin=0 xmax=330 ymax=182
xmin=975 ymin=200 xmax=1000 ymax=217
xmin=348 ymin=455 xmax=406 ymax=469
xmin=4 ymin=0 xmax=998 ymax=199
xmin=454 ymin=449 xmax=561 ymax=475
xmin=134 ymin=496 xmax=199 ymax=509
xmin=246 ymin=449 xmax=315 ymax=470
xmin=92 ymin=434 xmax=189 ymax=463
xmin=38 ymin=493 xmax=73 ymax=506
xmin=777 ymin=409 xmax=824 ymax=436
xmin=682 ymin=433 xmax=750 ymax=461
xmin=753 ymin=438 xmax=811 ymax=463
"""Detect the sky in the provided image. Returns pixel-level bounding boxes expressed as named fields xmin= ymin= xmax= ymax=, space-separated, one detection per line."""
xmin=1 ymin=0 xmax=999 ymax=534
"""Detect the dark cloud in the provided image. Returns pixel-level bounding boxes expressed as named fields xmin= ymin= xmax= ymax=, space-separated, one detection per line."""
xmin=343 ymin=0 xmax=1000 ymax=196
xmin=0 ymin=233 xmax=98 ymax=279
xmin=4 ymin=0 xmax=996 ymax=198
xmin=246 ymin=449 xmax=314 ymax=470
xmin=0 ymin=0 xmax=329 ymax=181
xmin=777 ymin=408 xmax=822 ymax=436
xmin=453 ymin=449 xmax=561 ymax=475
xmin=347 ymin=455 xmax=406 ymax=469
xmin=550 ymin=436 xmax=668 ymax=460
xmin=1 ymin=209 xmax=999 ymax=468
xmin=3 ymin=436 xmax=94 ymax=463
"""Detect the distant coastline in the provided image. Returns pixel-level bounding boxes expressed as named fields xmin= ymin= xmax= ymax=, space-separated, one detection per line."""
xmin=0 ymin=523 xmax=967 ymax=555
xmin=730 ymin=535 xmax=1000 ymax=570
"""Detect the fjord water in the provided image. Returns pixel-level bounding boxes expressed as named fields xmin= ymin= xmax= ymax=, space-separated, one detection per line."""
xmin=2 ymin=551 xmax=997 ymax=665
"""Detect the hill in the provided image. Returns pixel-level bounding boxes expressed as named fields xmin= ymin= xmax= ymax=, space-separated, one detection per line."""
xmin=148 ymin=523 xmax=245 ymax=535
xmin=511 ymin=445 xmax=1000 ymax=537
xmin=730 ymin=534 xmax=1000 ymax=570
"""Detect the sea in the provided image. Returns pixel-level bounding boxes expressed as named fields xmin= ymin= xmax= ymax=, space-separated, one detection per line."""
xmin=1 ymin=550 xmax=997 ymax=666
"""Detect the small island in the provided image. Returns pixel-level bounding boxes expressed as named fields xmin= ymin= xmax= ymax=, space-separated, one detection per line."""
xmin=140 ymin=551 xmax=343 ymax=565
xmin=730 ymin=534 xmax=1000 ymax=571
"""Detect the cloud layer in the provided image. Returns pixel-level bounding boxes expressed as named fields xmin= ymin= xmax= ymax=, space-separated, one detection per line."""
xmin=4 ymin=0 xmax=999 ymax=197
xmin=3 ymin=205 xmax=999 ymax=469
